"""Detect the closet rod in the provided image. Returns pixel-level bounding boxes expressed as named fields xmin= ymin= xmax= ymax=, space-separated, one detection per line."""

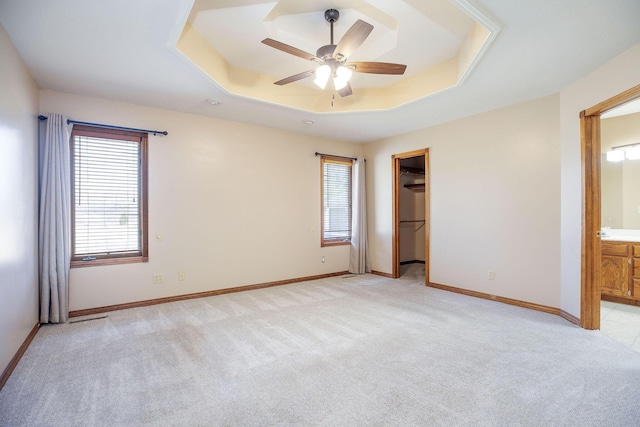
xmin=314 ymin=152 xmax=364 ymax=162
xmin=38 ymin=115 xmax=168 ymax=136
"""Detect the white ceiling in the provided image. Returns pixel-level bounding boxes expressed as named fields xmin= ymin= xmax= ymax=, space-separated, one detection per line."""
xmin=1 ymin=0 xmax=640 ymax=143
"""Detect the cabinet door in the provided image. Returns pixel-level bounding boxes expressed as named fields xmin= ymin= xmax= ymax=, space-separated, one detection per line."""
xmin=601 ymin=255 xmax=629 ymax=297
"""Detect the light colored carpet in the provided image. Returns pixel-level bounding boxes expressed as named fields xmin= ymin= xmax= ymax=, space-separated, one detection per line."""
xmin=2 ymin=266 xmax=640 ymax=426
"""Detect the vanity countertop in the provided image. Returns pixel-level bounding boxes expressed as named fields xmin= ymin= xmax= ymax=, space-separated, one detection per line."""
xmin=602 ymin=236 xmax=640 ymax=242
xmin=600 ymin=229 xmax=640 ymax=243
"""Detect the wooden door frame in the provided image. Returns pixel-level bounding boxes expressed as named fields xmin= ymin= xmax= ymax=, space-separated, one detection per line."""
xmin=581 ymin=84 xmax=640 ymax=329
xmin=392 ymin=149 xmax=430 ymax=280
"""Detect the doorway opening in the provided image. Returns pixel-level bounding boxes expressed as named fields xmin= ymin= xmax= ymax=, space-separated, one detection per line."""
xmin=581 ymin=84 xmax=640 ymax=330
xmin=392 ymin=149 xmax=430 ymax=281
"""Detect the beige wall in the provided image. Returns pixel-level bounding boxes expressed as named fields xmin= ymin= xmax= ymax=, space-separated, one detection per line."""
xmin=560 ymin=42 xmax=640 ymax=317
xmin=601 ymin=158 xmax=623 ymax=228
xmin=622 ymin=160 xmax=640 ymax=229
xmin=601 ymin=112 xmax=640 ymax=151
xmin=365 ymin=95 xmax=561 ymax=307
xmin=39 ymin=91 xmax=362 ymax=311
xmin=0 ymin=24 xmax=40 ymax=375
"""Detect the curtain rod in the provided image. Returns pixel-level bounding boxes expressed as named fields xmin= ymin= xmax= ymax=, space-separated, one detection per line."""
xmin=38 ymin=115 xmax=168 ymax=136
xmin=315 ymin=152 xmax=364 ymax=162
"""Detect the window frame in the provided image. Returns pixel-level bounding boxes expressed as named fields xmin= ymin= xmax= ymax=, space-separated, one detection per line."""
xmin=69 ymin=125 xmax=149 ymax=268
xmin=320 ymin=155 xmax=353 ymax=247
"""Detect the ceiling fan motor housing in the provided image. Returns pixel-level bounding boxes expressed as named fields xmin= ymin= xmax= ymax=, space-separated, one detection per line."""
xmin=324 ymin=9 xmax=339 ymax=23
xmin=316 ymin=44 xmax=337 ymax=60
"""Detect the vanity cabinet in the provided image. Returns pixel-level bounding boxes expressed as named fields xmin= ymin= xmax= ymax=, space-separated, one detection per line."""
xmin=601 ymin=241 xmax=640 ymax=302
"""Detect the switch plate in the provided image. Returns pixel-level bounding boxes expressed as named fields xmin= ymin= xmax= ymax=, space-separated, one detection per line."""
xmin=178 ymin=271 xmax=185 ymax=281
xmin=488 ymin=270 xmax=495 ymax=280
xmin=322 ymin=256 xmax=325 ymax=263
xmin=153 ymin=273 xmax=164 ymax=284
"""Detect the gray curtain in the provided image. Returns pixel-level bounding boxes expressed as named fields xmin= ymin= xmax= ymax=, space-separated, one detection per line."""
xmin=39 ymin=113 xmax=73 ymax=323
xmin=349 ymin=157 xmax=371 ymax=274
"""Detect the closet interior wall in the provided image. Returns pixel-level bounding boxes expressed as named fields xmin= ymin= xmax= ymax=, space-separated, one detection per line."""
xmin=399 ymin=156 xmax=426 ymax=266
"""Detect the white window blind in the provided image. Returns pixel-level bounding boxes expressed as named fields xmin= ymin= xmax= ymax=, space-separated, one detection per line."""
xmin=72 ymin=131 xmax=143 ymax=258
xmin=322 ymin=157 xmax=352 ymax=244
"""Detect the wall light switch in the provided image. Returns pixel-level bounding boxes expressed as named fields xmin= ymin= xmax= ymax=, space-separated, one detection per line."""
xmin=153 ymin=273 xmax=164 ymax=284
xmin=488 ymin=270 xmax=495 ymax=280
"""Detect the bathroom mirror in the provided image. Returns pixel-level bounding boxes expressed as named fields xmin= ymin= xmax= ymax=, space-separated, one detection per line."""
xmin=601 ymin=108 xmax=640 ymax=237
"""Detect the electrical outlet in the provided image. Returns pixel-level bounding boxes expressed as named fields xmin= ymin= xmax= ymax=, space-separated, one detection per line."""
xmin=178 ymin=271 xmax=185 ymax=281
xmin=152 ymin=273 xmax=164 ymax=284
xmin=488 ymin=270 xmax=495 ymax=280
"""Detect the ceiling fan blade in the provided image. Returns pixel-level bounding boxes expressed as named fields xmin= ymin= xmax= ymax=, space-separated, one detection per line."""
xmin=337 ymin=82 xmax=353 ymax=97
xmin=274 ymin=70 xmax=315 ymax=86
xmin=349 ymin=62 xmax=407 ymax=75
xmin=261 ymin=38 xmax=318 ymax=61
xmin=333 ymin=20 xmax=373 ymax=60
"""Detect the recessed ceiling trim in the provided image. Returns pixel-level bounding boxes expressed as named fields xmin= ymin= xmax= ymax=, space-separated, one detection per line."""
xmin=451 ymin=0 xmax=500 ymax=86
xmin=170 ymin=0 xmax=500 ymax=114
xmin=166 ymin=0 xmax=196 ymax=51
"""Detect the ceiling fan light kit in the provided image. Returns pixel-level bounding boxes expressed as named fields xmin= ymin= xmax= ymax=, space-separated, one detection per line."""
xmin=313 ymin=64 xmax=331 ymax=89
xmin=261 ymin=8 xmax=407 ymax=98
xmin=334 ymin=65 xmax=352 ymax=90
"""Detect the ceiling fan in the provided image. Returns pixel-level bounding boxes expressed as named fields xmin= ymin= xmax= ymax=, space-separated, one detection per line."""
xmin=261 ymin=9 xmax=407 ymax=97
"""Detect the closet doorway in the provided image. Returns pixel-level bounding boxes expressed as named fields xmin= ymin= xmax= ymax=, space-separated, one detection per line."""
xmin=392 ymin=149 xmax=430 ymax=281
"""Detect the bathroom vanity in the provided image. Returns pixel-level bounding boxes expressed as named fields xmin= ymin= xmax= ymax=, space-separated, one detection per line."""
xmin=601 ymin=230 xmax=640 ymax=304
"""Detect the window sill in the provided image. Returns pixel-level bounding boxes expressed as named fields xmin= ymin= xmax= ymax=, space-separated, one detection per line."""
xmin=321 ymin=240 xmax=351 ymax=248
xmin=71 ymin=256 xmax=149 ymax=268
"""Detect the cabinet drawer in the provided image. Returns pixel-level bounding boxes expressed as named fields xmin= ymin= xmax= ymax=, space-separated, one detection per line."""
xmin=634 ymin=259 xmax=640 ymax=277
xmin=602 ymin=242 xmax=629 ymax=257
xmin=634 ymin=279 xmax=640 ymax=298
xmin=634 ymin=245 xmax=640 ymax=258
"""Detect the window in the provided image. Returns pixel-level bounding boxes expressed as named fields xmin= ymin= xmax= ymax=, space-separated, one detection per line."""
xmin=321 ymin=156 xmax=352 ymax=246
xmin=70 ymin=125 xmax=148 ymax=267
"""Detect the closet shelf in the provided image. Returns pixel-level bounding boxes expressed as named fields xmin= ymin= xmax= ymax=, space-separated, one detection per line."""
xmin=400 ymin=219 xmax=426 ymax=232
xmin=400 ymin=166 xmax=425 ymax=175
xmin=404 ymin=183 xmax=425 ymax=192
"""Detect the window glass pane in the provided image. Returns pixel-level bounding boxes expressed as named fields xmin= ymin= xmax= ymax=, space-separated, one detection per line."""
xmin=322 ymin=158 xmax=352 ymax=244
xmin=73 ymin=133 xmax=141 ymax=257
